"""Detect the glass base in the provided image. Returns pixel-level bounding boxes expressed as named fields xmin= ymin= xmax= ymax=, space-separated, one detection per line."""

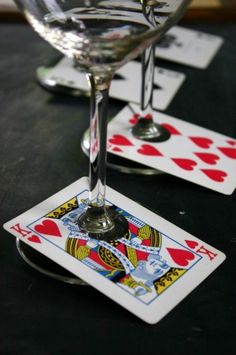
xmin=77 ymin=206 xmax=129 ymax=242
xmin=16 ymin=239 xmax=87 ymax=285
xmin=131 ymin=119 xmax=171 ymax=143
xmin=81 ymin=129 xmax=164 ymax=175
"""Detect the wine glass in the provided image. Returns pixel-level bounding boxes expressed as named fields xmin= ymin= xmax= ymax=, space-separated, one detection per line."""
xmin=14 ymin=0 xmax=191 ymax=282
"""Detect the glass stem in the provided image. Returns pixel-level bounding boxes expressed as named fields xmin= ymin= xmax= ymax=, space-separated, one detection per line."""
xmin=87 ymin=73 xmax=112 ymax=208
xmin=131 ymin=44 xmax=170 ymax=142
xmin=140 ymin=43 xmax=155 ymax=115
xmin=131 ymin=44 xmax=159 ymax=139
xmin=77 ymin=72 xmax=129 ymax=241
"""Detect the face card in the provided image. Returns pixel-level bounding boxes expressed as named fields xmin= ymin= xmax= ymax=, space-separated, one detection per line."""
xmin=4 ymin=177 xmax=225 ymax=324
xmin=155 ymin=26 xmax=224 ymax=69
xmin=42 ymin=57 xmax=185 ymax=111
xmin=107 ymin=103 xmax=236 ymax=195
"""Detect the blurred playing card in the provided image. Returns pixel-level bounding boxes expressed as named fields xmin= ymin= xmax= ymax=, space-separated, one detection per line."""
xmin=155 ymin=26 xmax=224 ymax=69
xmin=41 ymin=57 xmax=185 ymax=111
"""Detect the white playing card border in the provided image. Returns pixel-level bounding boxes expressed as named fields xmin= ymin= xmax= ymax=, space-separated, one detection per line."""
xmin=3 ymin=177 xmax=226 ymax=324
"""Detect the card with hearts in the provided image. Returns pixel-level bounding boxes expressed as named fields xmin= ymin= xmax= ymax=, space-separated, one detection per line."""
xmin=107 ymin=103 xmax=236 ymax=195
xmin=155 ymin=26 xmax=224 ymax=69
xmin=3 ymin=177 xmax=225 ymax=324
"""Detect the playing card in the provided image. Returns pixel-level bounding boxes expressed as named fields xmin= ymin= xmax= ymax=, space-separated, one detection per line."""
xmin=155 ymin=26 xmax=224 ymax=69
xmin=153 ymin=0 xmax=185 ymax=13
xmin=4 ymin=177 xmax=225 ymax=324
xmin=42 ymin=57 xmax=185 ymax=111
xmin=107 ymin=103 xmax=236 ymax=195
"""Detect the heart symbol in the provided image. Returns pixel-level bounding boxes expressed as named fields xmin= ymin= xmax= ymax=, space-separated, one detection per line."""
xmin=112 ymin=146 xmax=123 ymax=152
xmin=167 ymin=248 xmax=195 ymax=267
xmin=226 ymin=139 xmax=236 ymax=146
xmin=129 ymin=113 xmax=152 ymax=125
xmin=143 ymin=113 xmax=153 ymax=120
xmin=201 ymin=169 xmax=227 ymax=182
xmin=161 ymin=123 xmax=181 ymax=135
xmin=185 ymin=240 xmax=199 ymax=249
xmin=189 ymin=137 xmax=213 ymax=149
xmin=109 ymin=134 xmax=134 ymax=146
xmin=172 ymin=158 xmax=197 ymax=171
xmin=218 ymin=147 xmax=236 ymax=159
xmin=28 ymin=235 xmax=41 ymax=244
xmin=34 ymin=219 xmax=62 ymax=237
xmin=129 ymin=113 xmax=140 ymax=125
xmin=137 ymin=144 xmax=163 ymax=156
xmin=194 ymin=152 xmax=219 ymax=165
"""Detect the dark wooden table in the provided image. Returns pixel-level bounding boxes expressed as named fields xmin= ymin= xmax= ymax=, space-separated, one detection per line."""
xmin=0 ymin=21 xmax=235 ymax=355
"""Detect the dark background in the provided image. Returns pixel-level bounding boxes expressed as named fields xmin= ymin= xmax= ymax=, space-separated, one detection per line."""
xmin=0 ymin=20 xmax=235 ymax=354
